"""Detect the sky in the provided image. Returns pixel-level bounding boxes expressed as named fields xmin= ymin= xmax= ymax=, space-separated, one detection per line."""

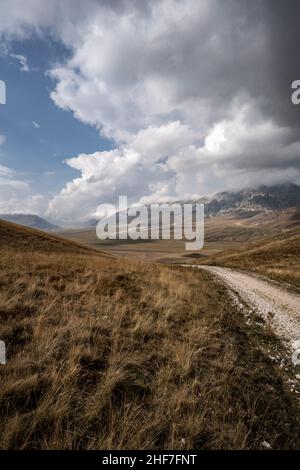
xmin=0 ymin=0 xmax=299 ymax=224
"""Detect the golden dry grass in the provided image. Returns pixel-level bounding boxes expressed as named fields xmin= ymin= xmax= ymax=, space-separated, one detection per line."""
xmin=202 ymin=228 xmax=300 ymax=289
xmin=0 ymin=220 xmax=300 ymax=449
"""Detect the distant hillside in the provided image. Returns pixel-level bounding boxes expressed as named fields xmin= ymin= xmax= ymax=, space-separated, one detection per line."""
xmin=0 ymin=213 xmax=60 ymax=231
xmin=202 ymin=227 xmax=300 ymax=289
xmin=197 ymin=183 xmax=300 ymax=217
xmin=0 ymin=219 xmax=107 ymax=255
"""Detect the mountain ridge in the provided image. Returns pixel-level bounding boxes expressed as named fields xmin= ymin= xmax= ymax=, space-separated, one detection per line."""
xmin=196 ymin=183 xmax=300 ymax=217
xmin=0 ymin=213 xmax=60 ymax=231
xmin=2 ymin=183 xmax=299 ymax=229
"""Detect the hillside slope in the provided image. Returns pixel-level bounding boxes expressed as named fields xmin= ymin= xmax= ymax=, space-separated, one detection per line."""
xmin=0 ymin=219 xmax=107 ymax=256
xmin=0 ymin=221 xmax=300 ymax=449
xmin=204 ymin=207 xmax=300 ymax=243
xmin=202 ymin=228 xmax=300 ymax=289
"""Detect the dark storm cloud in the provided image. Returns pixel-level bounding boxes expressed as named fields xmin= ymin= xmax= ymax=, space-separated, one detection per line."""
xmin=260 ymin=0 xmax=300 ymax=132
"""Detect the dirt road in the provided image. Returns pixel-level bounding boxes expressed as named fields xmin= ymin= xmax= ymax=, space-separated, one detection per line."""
xmin=191 ymin=265 xmax=300 ymax=347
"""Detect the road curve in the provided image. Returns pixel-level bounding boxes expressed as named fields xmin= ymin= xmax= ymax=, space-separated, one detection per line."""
xmin=190 ymin=265 xmax=300 ymax=345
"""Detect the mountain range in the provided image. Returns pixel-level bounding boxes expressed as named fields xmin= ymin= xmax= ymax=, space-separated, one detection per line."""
xmin=0 ymin=214 xmax=60 ymax=231
xmin=1 ymin=184 xmax=299 ymax=230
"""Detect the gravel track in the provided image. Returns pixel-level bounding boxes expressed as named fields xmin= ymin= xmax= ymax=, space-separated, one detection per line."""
xmin=190 ymin=265 xmax=300 ymax=349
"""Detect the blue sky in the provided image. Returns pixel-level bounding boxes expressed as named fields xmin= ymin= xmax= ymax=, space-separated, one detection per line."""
xmin=0 ymin=1 xmax=299 ymax=224
xmin=0 ymin=36 xmax=113 ymax=201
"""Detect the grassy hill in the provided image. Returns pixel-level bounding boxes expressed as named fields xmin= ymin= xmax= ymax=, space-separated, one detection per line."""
xmin=0 ymin=219 xmax=107 ymax=256
xmin=202 ymin=227 xmax=300 ymax=289
xmin=204 ymin=207 xmax=300 ymax=243
xmin=0 ymin=220 xmax=300 ymax=449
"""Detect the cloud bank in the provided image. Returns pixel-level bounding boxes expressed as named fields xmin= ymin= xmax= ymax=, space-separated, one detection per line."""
xmin=1 ymin=0 xmax=300 ymax=221
xmin=0 ymin=163 xmax=46 ymax=214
